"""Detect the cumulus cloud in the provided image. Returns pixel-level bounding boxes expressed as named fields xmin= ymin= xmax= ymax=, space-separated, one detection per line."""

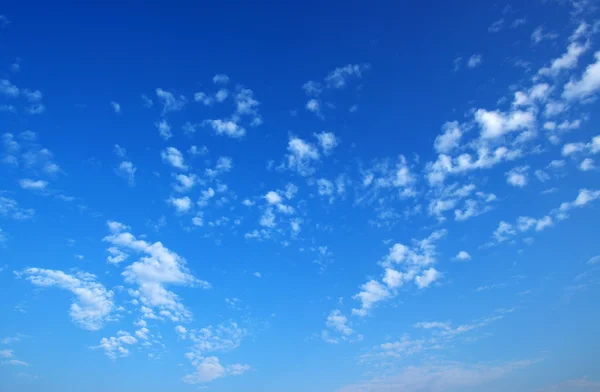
xmin=204 ymin=119 xmax=246 ymax=138
xmin=19 ymin=268 xmax=114 ymax=330
xmin=506 ymin=166 xmax=529 ymax=187
xmin=455 ymin=251 xmax=471 ymax=261
xmin=110 ymin=101 xmax=121 ymax=113
xmin=19 ymin=179 xmax=48 ymax=190
xmin=155 ymin=120 xmax=172 ymax=140
xmin=103 ymin=222 xmax=210 ymax=322
xmin=167 ymin=196 xmax=192 ymax=214
xmin=285 ymin=136 xmax=320 ymax=176
xmin=563 ymin=51 xmax=600 ymax=100
xmin=117 ymin=161 xmax=136 ymax=186
xmin=467 ymin=54 xmax=483 ymax=68
xmin=156 ymin=88 xmax=186 ymax=113
xmin=325 ymin=64 xmax=370 ymax=88
xmin=161 ymin=147 xmax=187 ymax=170
xmin=314 ymin=132 xmax=339 ymax=154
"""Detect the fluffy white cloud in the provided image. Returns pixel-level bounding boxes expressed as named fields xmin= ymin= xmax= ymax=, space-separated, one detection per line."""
xmin=475 ymin=109 xmax=535 ymax=139
xmin=94 ymin=331 xmax=137 ymax=359
xmin=285 ymin=136 xmax=320 ymax=176
xmin=455 ymin=251 xmax=471 ymax=261
xmin=19 ymin=179 xmax=48 ymax=190
xmin=156 ymin=88 xmax=186 ymax=113
xmin=212 ymin=74 xmax=229 ymax=84
xmin=559 ymin=189 xmax=600 ymax=212
xmin=19 ymin=268 xmax=114 ymax=330
xmin=155 ymin=120 xmax=172 ymax=140
xmin=506 ymin=166 xmax=529 ymax=187
xmin=204 ymin=119 xmax=246 ymax=138
xmin=414 ymin=268 xmax=441 ymax=289
xmin=117 ymin=161 xmax=136 ymax=186
xmin=325 ymin=64 xmax=370 ymax=88
xmin=167 ymin=196 xmax=192 ymax=214
xmin=0 ymin=79 xmax=19 ymax=97
xmin=563 ymin=51 xmax=600 ymax=100
xmin=531 ymin=26 xmax=558 ymax=44
xmin=183 ymin=356 xmax=249 ymax=384
xmin=302 ymin=80 xmax=323 ymax=96
xmin=306 ymin=99 xmax=320 ymax=114
xmin=173 ymin=173 xmax=196 ymax=192
xmin=314 ymin=132 xmax=339 ymax=154
xmin=194 ymin=92 xmax=214 ymax=106
xmin=103 ymin=222 xmax=209 ymax=322
xmin=205 ymin=156 xmax=233 ymax=178
xmin=488 ymin=18 xmax=504 ymax=33
xmin=108 ymin=101 xmax=121 ymax=114
xmin=161 ymin=147 xmax=187 ymax=170
xmin=351 ymin=280 xmax=391 ymax=317
xmin=264 ymin=191 xmax=282 ymax=205
xmin=215 ymin=89 xmax=229 ymax=102
xmin=434 ymin=121 xmax=463 ymax=153
xmin=467 ymin=54 xmax=482 ymax=68
xmin=539 ymin=41 xmax=590 ymax=77
xmin=579 ymin=158 xmax=595 ymax=171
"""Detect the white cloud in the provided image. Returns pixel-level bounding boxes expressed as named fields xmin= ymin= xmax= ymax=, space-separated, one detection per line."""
xmin=117 ymin=161 xmax=136 ymax=186
xmin=197 ymin=188 xmax=215 ymax=208
xmin=314 ymin=132 xmax=339 ymax=154
xmin=183 ymin=356 xmax=249 ymax=384
xmin=562 ymin=135 xmax=600 ymax=156
xmin=475 ymin=109 xmax=535 ymax=139
xmin=467 ymin=54 xmax=483 ymax=68
xmin=114 ymin=144 xmax=127 ymax=158
xmin=559 ymin=189 xmax=600 ymax=212
xmin=19 ymin=179 xmax=48 ymax=190
xmin=173 ymin=173 xmax=196 ymax=192
xmin=0 ymin=349 xmax=14 ymax=358
xmin=19 ymin=268 xmax=114 ymax=330
xmin=531 ymin=26 xmax=558 ymax=44
xmin=434 ymin=121 xmax=463 ymax=153
xmin=155 ymin=120 xmax=172 ymax=140
xmin=103 ymin=223 xmax=209 ymax=322
xmin=326 ymin=309 xmax=355 ymax=336
xmin=0 ymin=79 xmax=19 ymax=97
xmin=506 ymin=166 xmax=529 ymax=187
xmin=167 ymin=196 xmax=192 ymax=214
xmin=111 ymin=101 xmax=121 ymax=113
xmin=215 ymin=89 xmax=229 ymax=102
xmin=563 ymin=51 xmax=600 ymax=100
xmin=212 ymin=74 xmax=229 ymax=84
xmin=488 ymin=18 xmax=504 ymax=33
xmin=106 ymin=246 xmax=128 ymax=264
xmin=205 ymin=156 xmax=233 ymax=178
xmin=325 ymin=63 xmax=370 ymax=88
xmin=204 ymin=119 xmax=246 ymax=138
xmin=337 ymin=360 xmax=536 ymax=392
xmin=264 ymin=191 xmax=282 ymax=205
xmin=94 ymin=331 xmax=137 ymax=359
xmin=306 ymin=99 xmax=321 ymax=115
xmin=194 ymin=92 xmax=213 ymax=106
xmin=580 ymin=158 xmax=595 ymax=171
xmin=259 ymin=208 xmax=276 ymax=228
xmin=2 ymin=359 xmax=29 ymax=366
xmin=414 ymin=268 xmax=441 ymax=289
xmin=161 ymin=147 xmax=187 ymax=170
xmin=141 ymin=94 xmax=153 ymax=107
xmin=302 ymin=80 xmax=323 ymax=96
xmin=156 ymin=88 xmax=186 ymax=113
xmin=455 ymin=251 xmax=471 ymax=261
xmin=285 ymin=136 xmax=320 ymax=176
xmin=539 ymin=41 xmax=590 ymax=77
xmin=188 ymin=145 xmax=208 ymax=156
xmin=351 ymin=280 xmax=391 ymax=317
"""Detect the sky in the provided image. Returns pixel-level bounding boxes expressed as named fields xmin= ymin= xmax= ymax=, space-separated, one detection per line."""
xmin=1 ymin=1 xmax=600 ymax=391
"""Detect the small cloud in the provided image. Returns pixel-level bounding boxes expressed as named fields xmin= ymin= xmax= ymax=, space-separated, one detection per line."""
xmin=455 ymin=251 xmax=471 ymax=261
xmin=111 ymin=101 xmax=121 ymax=113
xmin=488 ymin=18 xmax=504 ymax=33
xmin=253 ymin=272 xmax=261 ymax=278
xmin=467 ymin=54 xmax=483 ymax=68
xmin=19 ymin=179 xmax=48 ymax=190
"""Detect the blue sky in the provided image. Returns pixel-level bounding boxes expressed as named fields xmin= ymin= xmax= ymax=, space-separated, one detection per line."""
xmin=1 ymin=1 xmax=600 ymax=391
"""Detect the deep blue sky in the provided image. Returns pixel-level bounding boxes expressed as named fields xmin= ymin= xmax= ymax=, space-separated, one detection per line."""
xmin=1 ymin=1 xmax=600 ymax=391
